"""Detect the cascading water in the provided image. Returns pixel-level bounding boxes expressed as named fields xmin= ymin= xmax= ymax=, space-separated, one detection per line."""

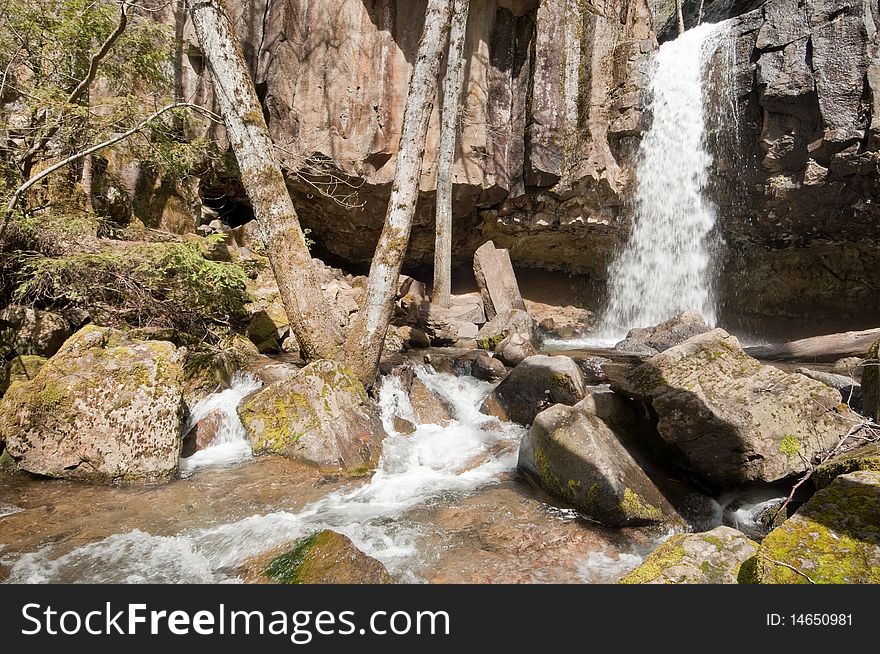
xmin=5 ymin=367 xmax=530 ymax=583
xmin=178 ymin=372 xmax=263 ymax=473
xmin=598 ymin=22 xmax=729 ymax=340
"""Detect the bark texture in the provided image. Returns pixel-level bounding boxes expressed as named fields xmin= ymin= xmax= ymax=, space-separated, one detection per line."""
xmin=186 ymin=0 xmax=342 ymax=361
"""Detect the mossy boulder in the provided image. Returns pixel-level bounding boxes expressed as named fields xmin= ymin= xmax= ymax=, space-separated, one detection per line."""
xmin=611 ymin=329 xmax=855 ymax=487
xmin=754 ymin=471 xmax=880 ymax=584
xmin=614 ymin=309 xmax=710 ymax=355
xmin=1 ymin=355 xmax=47 ymax=397
xmin=481 ymin=354 xmax=586 ymax=425
xmin=0 ymin=325 xmax=185 ymax=483
xmin=862 ymin=337 xmax=879 ymax=419
xmin=519 ymin=392 xmax=679 ymax=526
xmin=620 ymin=526 xmax=759 ymax=584
xmin=0 ymin=305 xmax=74 ymax=358
xmin=475 ymin=309 xmax=541 ymax=351
xmin=812 ymin=442 xmax=880 ymax=489
xmin=241 ymin=530 xmax=393 ymax=584
xmin=237 ymin=360 xmax=385 ymax=470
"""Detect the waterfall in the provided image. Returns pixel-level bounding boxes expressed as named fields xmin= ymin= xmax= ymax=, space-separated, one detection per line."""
xmin=599 ymin=22 xmax=729 ymax=339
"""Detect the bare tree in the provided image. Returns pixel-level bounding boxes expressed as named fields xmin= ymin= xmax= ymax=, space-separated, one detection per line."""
xmin=676 ymin=0 xmax=685 ymax=35
xmin=186 ymin=0 xmax=343 ymax=361
xmin=432 ymin=0 xmax=470 ymax=308
xmin=344 ymin=0 xmax=454 ymax=385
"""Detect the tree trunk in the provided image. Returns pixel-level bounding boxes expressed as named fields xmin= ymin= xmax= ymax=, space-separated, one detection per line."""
xmin=432 ymin=0 xmax=470 ymax=308
xmin=186 ymin=0 xmax=342 ymax=362
xmin=676 ymin=0 xmax=686 ymax=35
xmin=344 ymin=0 xmax=454 ymax=386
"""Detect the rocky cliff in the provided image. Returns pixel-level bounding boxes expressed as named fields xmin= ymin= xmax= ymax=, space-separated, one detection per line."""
xmin=168 ymin=0 xmax=878 ymax=330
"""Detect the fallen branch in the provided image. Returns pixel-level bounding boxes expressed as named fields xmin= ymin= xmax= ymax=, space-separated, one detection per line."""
xmin=763 ymin=557 xmax=816 ymax=584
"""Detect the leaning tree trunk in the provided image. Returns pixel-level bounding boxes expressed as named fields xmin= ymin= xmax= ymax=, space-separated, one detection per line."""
xmin=186 ymin=0 xmax=342 ymax=361
xmin=432 ymin=0 xmax=470 ymax=308
xmin=344 ymin=0 xmax=454 ymax=386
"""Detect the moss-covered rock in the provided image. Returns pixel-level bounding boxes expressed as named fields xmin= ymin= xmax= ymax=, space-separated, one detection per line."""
xmin=754 ymin=471 xmax=880 ymax=584
xmin=812 ymin=442 xmax=880 ymax=489
xmin=519 ymin=393 xmax=679 ymax=526
xmin=611 ymin=329 xmax=856 ymax=487
xmin=237 ymin=360 xmax=384 ymax=470
xmin=240 ymin=530 xmax=393 ymax=584
xmin=475 ymin=309 xmax=541 ymax=351
xmin=0 ymin=305 xmax=74 ymax=358
xmin=481 ymin=354 xmax=586 ymax=425
xmin=620 ymin=526 xmax=759 ymax=584
xmin=1 ymin=355 xmax=47 ymax=397
xmin=0 ymin=325 xmax=185 ymax=483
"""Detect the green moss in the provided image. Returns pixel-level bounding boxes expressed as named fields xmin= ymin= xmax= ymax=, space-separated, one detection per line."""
xmin=619 ymin=536 xmax=688 ymax=584
xmin=265 ymin=532 xmax=322 ymax=584
xmin=619 ymin=487 xmax=665 ymax=523
xmin=779 ymin=434 xmax=801 ymax=458
xmin=737 ymin=556 xmax=759 ymax=584
xmin=812 ymin=443 xmax=880 ymax=489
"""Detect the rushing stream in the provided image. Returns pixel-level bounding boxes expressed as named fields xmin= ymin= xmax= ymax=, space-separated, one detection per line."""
xmin=598 ymin=22 xmax=729 ymax=340
xmin=1 ymin=367 xmax=660 ymax=584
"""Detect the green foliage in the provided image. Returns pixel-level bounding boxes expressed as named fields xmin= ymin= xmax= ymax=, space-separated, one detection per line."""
xmin=8 ymin=236 xmax=250 ymax=342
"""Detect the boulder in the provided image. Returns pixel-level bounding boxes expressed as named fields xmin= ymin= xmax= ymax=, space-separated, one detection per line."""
xmin=495 ymin=332 xmax=537 ymax=367
xmin=619 ymin=527 xmax=759 ymax=584
xmin=519 ymin=393 xmax=678 ymax=526
xmin=476 ymin=309 xmax=541 ymax=351
xmin=409 ymin=376 xmax=454 ymax=426
xmin=398 ymin=325 xmax=431 ymax=349
xmin=611 ymin=329 xmax=854 ymax=487
xmin=0 ymin=305 xmax=74 ymax=358
xmin=473 ymin=241 xmax=526 ymax=320
xmin=450 ymin=350 xmax=507 ymax=382
xmin=0 ymin=355 xmax=47 ymax=397
xmin=481 ymin=355 xmax=586 ymax=425
xmin=755 ymin=471 xmax=880 ymax=584
xmin=812 ymin=442 xmax=880 ymax=489
xmin=238 ymin=360 xmax=384 ymax=470
xmin=613 ymin=309 xmax=710 ymax=355
xmin=415 ymin=297 xmax=486 ymax=346
xmin=181 ymin=409 xmax=224 ymax=458
xmin=862 ymin=338 xmax=879 ymax=419
xmin=0 ymin=326 xmax=185 ymax=483
xmin=242 ymin=530 xmax=393 ymax=584
xmin=796 ymin=367 xmax=862 ymax=410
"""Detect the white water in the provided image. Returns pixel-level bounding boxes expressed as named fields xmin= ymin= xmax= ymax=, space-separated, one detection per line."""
xmin=178 ymin=372 xmax=262 ymax=473
xmin=598 ymin=23 xmax=728 ymax=340
xmin=7 ymin=367 xmax=528 ymax=583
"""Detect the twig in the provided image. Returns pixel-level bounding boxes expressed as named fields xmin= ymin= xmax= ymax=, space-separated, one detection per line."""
xmin=763 ymin=557 xmax=816 ymax=584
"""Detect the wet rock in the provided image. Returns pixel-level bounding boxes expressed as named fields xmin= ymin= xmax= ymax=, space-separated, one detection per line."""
xmin=610 ymin=329 xmax=855 ymax=487
xmin=452 ymin=350 xmax=507 ymax=383
xmin=476 ymin=309 xmax=541 ymax=351
xmin=408 ymin=376 xmax=455 ymax=426
xmin=0 ymin=326 xmax=185 ymax=483
xmin=181 ymin=409 xmax=224 ymax=458
xmin=0 ymin=305 xmax=74 ymax=358
xmin=519 ymin=393 xmax=678 ymax=526
xmin=481 ymin=354 xmax=586 ymax=425
xmin=242 ymin=530 xmax=393 ymax=584
xmin=812 ymin=442 xmax=880 ymax=489
xmin=495 ymin=332 xmax=537 ymax=367
xmin=755 ymin=471 xmax=880 ymax=583
xmin=620 ymin=526 xmax=759 ymax=584
xmin=391 ymin=415 xmax=417 ymax=435
xmin=572 ymin=355 xmax=611 ymax=385
xmin=613 ymin=309 xmax=709 ymax=355
xmin=473 ymin=241 xmax=527 ymax=320
xmin=526 ymin=300 xmax=593 ymax=338
xmin=862 ymin=338 xmax=879 ymax=419
xmin=398 ymin=326 xmax=431 ymax=349
xmin=238 ymin=360 xmax=384 ymax=470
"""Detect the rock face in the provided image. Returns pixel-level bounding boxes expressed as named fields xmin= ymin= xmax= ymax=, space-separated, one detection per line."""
xmin=519 ymin=392 xmax=678 ymax=526
xmin=611 ymin=329 xmax=853 ymax=487
xmin=614 ymin=309 xmax=710 ymax=355
xmin=862 ymin=338 xmax=880 ymax=419
xmin=0 ymin=326 xmax=186 ymax=483
xmin=0 ymin=305 xmax=74 ymax=358
xmin=481 ymin=354 xmax=586 ymax=425
xmin=473 ymin=241 xmax=527 ymax=320
xmin=620 ymin=526 xmax=759 ymax=584
xmin=243 ymin=530 xmax=393 ymax=584
xmin=755 ymin=471 xmax=880 ymax=583
xmin=238 ymin=360 xmax=385 ymax=470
